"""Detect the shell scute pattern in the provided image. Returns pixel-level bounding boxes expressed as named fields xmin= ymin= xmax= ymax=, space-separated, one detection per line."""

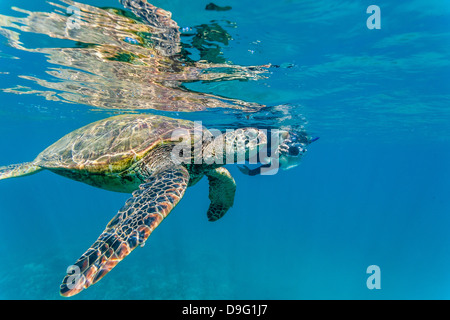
xmin=35 ymin=114 xmax=196 ymax=173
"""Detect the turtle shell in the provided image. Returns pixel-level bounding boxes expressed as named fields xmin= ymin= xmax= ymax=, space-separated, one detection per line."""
xmin=35 ymin=114 xmax=199 ymax=173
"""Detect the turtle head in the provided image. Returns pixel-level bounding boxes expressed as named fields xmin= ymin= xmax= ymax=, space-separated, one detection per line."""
xmin=276 ymin=130 xmax=319 ymax=170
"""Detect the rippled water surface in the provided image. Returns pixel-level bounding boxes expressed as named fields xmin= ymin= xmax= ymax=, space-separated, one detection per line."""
xmin=0 ymin=0 xmax=449 ymax=299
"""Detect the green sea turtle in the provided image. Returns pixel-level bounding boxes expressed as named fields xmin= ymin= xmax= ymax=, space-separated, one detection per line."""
xmin=0 ymin=114 xmax=317 ymax=297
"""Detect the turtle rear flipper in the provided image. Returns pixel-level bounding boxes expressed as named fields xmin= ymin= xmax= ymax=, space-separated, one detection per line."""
xmin=59 ymin=165 xmax=190 ymax=297
xmin=206 ymin=167 xmax=236 ymax=222
xmin=0 ymin=162 xmax=42 ymax=181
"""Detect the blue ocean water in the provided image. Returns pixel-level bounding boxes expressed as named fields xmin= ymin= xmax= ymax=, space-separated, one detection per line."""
xmin=0 ymin=0 xmax=449 ymax=299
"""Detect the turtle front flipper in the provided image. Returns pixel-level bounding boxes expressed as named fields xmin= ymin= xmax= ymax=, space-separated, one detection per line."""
xmin=206 ymin=167 xmax=236 ymax=222
xmin=59 ymin=165 xmax=190 ymax=297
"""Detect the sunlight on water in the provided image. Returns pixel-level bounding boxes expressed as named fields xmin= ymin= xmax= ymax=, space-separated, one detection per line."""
xmin=0 ymin=0 xmax=270 ymax=113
